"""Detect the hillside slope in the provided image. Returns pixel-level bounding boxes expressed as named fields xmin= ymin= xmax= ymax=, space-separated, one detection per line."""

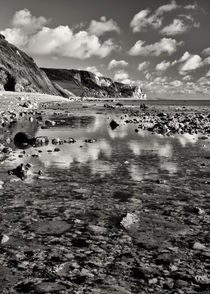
xmin=42 ymin=68 xmax=147 ymax=99
xmin=0 ymin=34 xmax=70 ymax=97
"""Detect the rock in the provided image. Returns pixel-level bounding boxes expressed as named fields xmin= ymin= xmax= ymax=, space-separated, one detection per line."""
xmin=31 ymin=220 xmax=71 ymax=235
xmin=85 ymin=138 xmax=97 ymax=143
xmin=0 ymin=180 xmax=4 ymax=189
xmin=120 ymin=213 xmax=139 ymax=229
xmin=88 ymin=225 xmax=107 ymax=235
xmin=195 ymin=275 xmax=210 ymax=285
xmin=34 ymin=282 xmax=66 ymax=293
xmin=193 ymin=242 xmax=207 ymax=251
xmin=110 ymin=120 xmax=119 ymax=130
xmin=8 ymin=163 xmax=31 ymax=180
xmin=52 ymin=138 xmax=60 ymax=144
xmin=175 ymin=279 xmax=189 ymax=288
xmin=45 ymin=120 xmax=56 ymax=127
xmin=64 ymin=138 xmax=76 ymax=143
xmin=2 ymin=147 xmax=12 ymax=154
xmin=1 ymin=234 xmax=9 ymax=244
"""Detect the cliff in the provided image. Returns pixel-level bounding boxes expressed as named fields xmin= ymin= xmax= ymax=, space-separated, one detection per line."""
xmin=42 ymin=68 xmax=147 ymax=99
xmin=0 ymin=34 xmax=69 ymax=97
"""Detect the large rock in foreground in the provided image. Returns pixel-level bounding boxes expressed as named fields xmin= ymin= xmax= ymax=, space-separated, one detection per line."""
xmin=0 ymin=34 xmax=69 ymax=97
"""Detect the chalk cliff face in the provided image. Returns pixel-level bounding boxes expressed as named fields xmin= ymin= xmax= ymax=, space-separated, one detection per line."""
xmin=42 ymin=68 xmax=147 ymax=99
xmin=0 ymin=34 xmax=69 ymax=97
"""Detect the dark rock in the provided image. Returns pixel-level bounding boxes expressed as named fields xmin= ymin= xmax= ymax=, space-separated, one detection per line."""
xmin=31 ymin=220 xmax=71 ymax=235
xmin=110 ymin=120 xmax=119 ymax=130
xmin=8 ymin=163 xmax=29 ymax=180
xmin=85 ymin=138 xmax=97 ymax=143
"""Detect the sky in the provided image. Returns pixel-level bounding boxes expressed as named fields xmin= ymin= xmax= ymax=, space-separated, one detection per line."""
xmin=0 ymin=0 xmax=209 ymax=99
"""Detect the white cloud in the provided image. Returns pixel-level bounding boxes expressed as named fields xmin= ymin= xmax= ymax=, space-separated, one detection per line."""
xmin=12 ymin=8 xmax=48 ymax=34
xmin=108 ymin=59 xmax=128 ymax=70
xmin=114 ymin=70 xmax=129 ymax=82
xmin=130 ymin=0 xmax=179 ymax=33
xmin=88 ymin=16 xmax=120 ymax=36
xmin=182 ymin=74 xmax=192 ymax=81
xmin=156 ymin=0 xmax=179 ymax=15
xmin=179 ymin=52 xmax=209 ymax=74
xmin=206 ymin=70 xmax=210 ymax=77
xmin=130 ymin=9 xmax=162 ymax=32
xmin=184 ymin=3 xmax=197 ymax=10
xmin=129 ymin=38 xmax=182 ymax=56
xmin=137 ymin=61 xmax=150 ymax=71
xmin=156 ymin=60 xmax=171 ymax=71
xmin=85 ymin=66 xmax=102 ymax=77
xmin=179 ymin=51 xmax=191 ymax=62
xmin=202 ymin=47 xmax=210 ymax=56
xmin=180 ymin=55 xmax=203 ymax=73
xmin=160 ymin=19 xmax=188 ymax=35
xmin=1 ymin=9 xmax=118 ymax=59
xmin=1 ymin=27 xmax=28 ymax=47
xmin=27 ymin=27 xmax=117 ymax=58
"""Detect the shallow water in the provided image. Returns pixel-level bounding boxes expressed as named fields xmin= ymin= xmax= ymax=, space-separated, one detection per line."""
xmin=3 ymin=112 xmax=210 ymax=193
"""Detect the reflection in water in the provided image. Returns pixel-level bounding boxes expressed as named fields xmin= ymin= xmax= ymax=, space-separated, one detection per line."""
xmin=4 ymin=113 xmax=205 ymax=184
xmin=175 ymin=133 xmax=198 ymax=147
xmin=160 ymin=161 xmax=178 ymax=174
xmin=56 ymin=115 xmax=96 ymax=129
xmin=107 ymin=125 xmax=128 ymax=139
xmin=128 ymin=140 xmax=172 ymax=158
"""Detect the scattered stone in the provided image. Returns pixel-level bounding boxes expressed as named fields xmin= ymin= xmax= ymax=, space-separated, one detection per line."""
xmin=85 ymin=138 xmax=97 ymax=143
xmin=31 ymin=220 xmax=71 ymax=235
xmin=8 ymin=163 xmax=31 ymax=180
xmin=34 ymin=282 xmax=66 ymax=293
xmin=45 ymin=119 xmax=56 ymax=127
xmin=1 ymin=234 xmax=9 ymax=244
xmin=120 ymin=213 xmax=139 ymax=229
xmin=64 ymin=138 xmax=76 ymax=143
xmin=110 ymin=120 xmax=119 ymax=130
xmin=193 ymin=242 xmax=207 ymax=251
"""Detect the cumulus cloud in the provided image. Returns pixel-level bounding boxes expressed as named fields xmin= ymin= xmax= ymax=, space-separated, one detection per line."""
xmin=129 ymin=38 xmax=182 ymax=56
xmin=113 ymin=70 xmax=133 ymax=85
xmin=156 ymin=60 xmax=171 ymax=71
xmin=130 ymin=1 xmax=180 ymax=32
xmin=88 ymin=16 xmax=120 ymax=36
xmin=1 ymin=9 xmax=118 ymax=59
xmin=178 ymin=52 xmax=209 ymax=74
xmin=12 ymin=8 xmax=48 ymax=34
xmin=180 ymin=55 xmax=203 ymax=73
xmin=1 ymin=27 xmax=28 ymax=47
xmin=108 ymin=59 xmax=128 ymax=70
xmin=156 ymin=0 xmax=179 ymax=16
xmin=160 ymin=19 xmax=188 ymax=35
xmin=114 ymin=70 xmax=129 ymax=81
xmin=184 ymin=3 xmax=197 ymax=10
xmin=137 ymin=61 xmax=150 ymax=71
xmin=85 ymin=66 xmax=102 ymax=76
xmin=27 ymin=26 xmax=117 ymax=59
xmin=202 ymin=47 xmax=210 ymax=56
xmin=130 ymin=1 xmax=200 ymax=35
xmin=160 ymin=15 xmax=199 ymax=36
xmin=182 ymin=74 xmax=192 ymax=81
xmin=130 ymin=9 xmax=162 ymax=32
xmin=206 ymin=70 xmax=210 ymax=77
